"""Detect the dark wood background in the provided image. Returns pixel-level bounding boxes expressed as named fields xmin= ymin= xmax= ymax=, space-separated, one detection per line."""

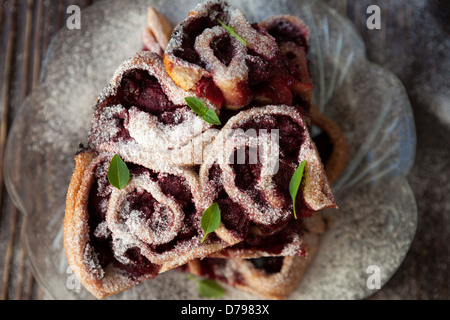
xmin=0 ymin=0 xmax=449 ymax=300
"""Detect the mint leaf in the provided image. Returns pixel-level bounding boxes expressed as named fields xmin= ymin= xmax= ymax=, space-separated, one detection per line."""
xmin=185 ymin=97 xmax=221 ymax=125
xmin=217 ymin=18 xmax=247 ymax=46
xmin=203 ymin=109 xmax=221 ymax=125
xmin=107 ymin=154 xmax=130 ymax=190
xmin=185 ymin=97 xmax=208 ymax=116
xmin=198 ymin=279 xmax=225 ymax=298
xmin=289 ymin=160 xmax=307 ymax=219
xmin=200 ymin=203 xmax=221 ymax=243
xmin=187 ymin=275 xmax=225 ymax=298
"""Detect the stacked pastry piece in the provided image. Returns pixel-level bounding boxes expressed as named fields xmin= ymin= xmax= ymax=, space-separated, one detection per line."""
xmin=64 ymin=0 xmax=348 ymax=300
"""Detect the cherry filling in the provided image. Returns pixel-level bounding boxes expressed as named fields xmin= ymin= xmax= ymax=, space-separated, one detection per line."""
xmin=91 ymin=69 xmax=186 ymax=146
xmin=229 ymin=115 xmax=312 ymax=227
xmin=312 ymin=129 xmax=333 ymax=165
xmin=127 ymin=191 xmax=154 ymax=215
xmin=232 ymin=114 xmax=305 ymax=180
xmin=265 ymin=20 xmax=309 ymax=49
xmin=228 ymin=220 xmax=305 ymax=256
xmin=208 ymin=164 xmax=249 ymax=239
xmin=205 ymin=113 xmax=312 ymax=245
xmin=251 ymin=69 xmax=296 ymax=106
xmin=246 ymin=24 xmax=301 ymax=106
xmin=196 ymin=77 xmax=224 ymax=108
xmin=87 ymin=175 xmax=159 ymax=279
xmin=151 ymin=175 xmax=199 ymax=254
xmin=277 ymin=115 xmax=304 ymax=158
xmin=260 ymin=17 xmax=313 ymax=113
xmin=171 ymin=2 xmax=226 ymax=66
xmin=246 ymin=54 xmax=271 ymax=86
xmin=111 ymin=69 xmax=185 ymax=124
xmin=234 ymin=149 xmax=260 ymax=191
xmin=211 ymin=35 xmax=234 ymax=66
xmin=117 ymin=70 xmax=174 ymax=115
xmin=86 ymin=160 xmax=199 ymax=278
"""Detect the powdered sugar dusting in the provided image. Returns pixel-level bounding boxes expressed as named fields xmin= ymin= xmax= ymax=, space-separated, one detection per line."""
xmin=200 ymin=105 xmax=334 ymax=232
xmin=230 ymin=8 xmax=277 ymax=59
xmin=126 ymin=106 xmax=206 ymax=151
xmin=195 ymin=26 xmax=249 ymax=83
xmin=88 ymin=51 xmax=217 ymax=166
xmin=164 ymin=0 xmax=279 ymax=109
xmin=83 ymin=243 xmax=105 ymax=280
xmin=108 ymin=52 xmax=192 ymax=106
xmin=61 ymin=0 xmax=336 ymax=300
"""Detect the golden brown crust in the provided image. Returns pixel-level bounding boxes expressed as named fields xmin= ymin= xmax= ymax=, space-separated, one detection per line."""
xmin=163 ymin=54 xmax=207 ymax=91
xmin=147 ymin=7 xmax=173 ymax=51
xmin=235 ymin=241 xmax=320 ymax=300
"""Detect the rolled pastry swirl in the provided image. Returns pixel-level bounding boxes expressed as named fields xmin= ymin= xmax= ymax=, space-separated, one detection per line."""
xmin=164 ymin=1 xmax=312 ymax=111
xmin=65 ymin=2 xmax=345 ymax=300
xmin=260 ymin=14 xmax=313 ymax=108
xmin=181 ymin=105 xmax=349 ymax=299
xmin=88 ymin=51 xmax=218 ymax=166
xmin=181 ymin=211 xmax=326 ymax=300
xmin=197 ymin=105 xmax=336 ymax=256
xmin=64 ymin=151 xmax=230 ymax=299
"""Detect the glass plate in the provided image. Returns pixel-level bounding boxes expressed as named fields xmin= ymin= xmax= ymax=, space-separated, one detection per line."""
xmin=4 ymin=0 xmax=417 ymax=300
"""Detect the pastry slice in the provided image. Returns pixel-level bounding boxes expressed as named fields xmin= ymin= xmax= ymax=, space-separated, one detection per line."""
xmin=142 ymin=7 xmax=174 ymax=56
xmin=182 ymin=106 xmax=348 ymax=299
xmin=88 ymin=51 xmax=219 ymax=166
xmin=181 ymin=212 xmax=325 ymax=300
xmin=64 ymin=151 xmax=234 ymax=299
xmin=259 ymin=14 xmax=349 ymax=184
xmin=164 ymin=0 xmax=312 ymax=111
xmin=260 ymin=14 xmax=313 ymax=108
xmin=197 ymin=105 xmax=336 ymax=256
xmin=181 ymin=110 xmax=347 ymax=299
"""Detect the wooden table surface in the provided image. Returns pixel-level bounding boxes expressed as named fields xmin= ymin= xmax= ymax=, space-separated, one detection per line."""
xmin=0 ymin=0 xmax=449 ymax=300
